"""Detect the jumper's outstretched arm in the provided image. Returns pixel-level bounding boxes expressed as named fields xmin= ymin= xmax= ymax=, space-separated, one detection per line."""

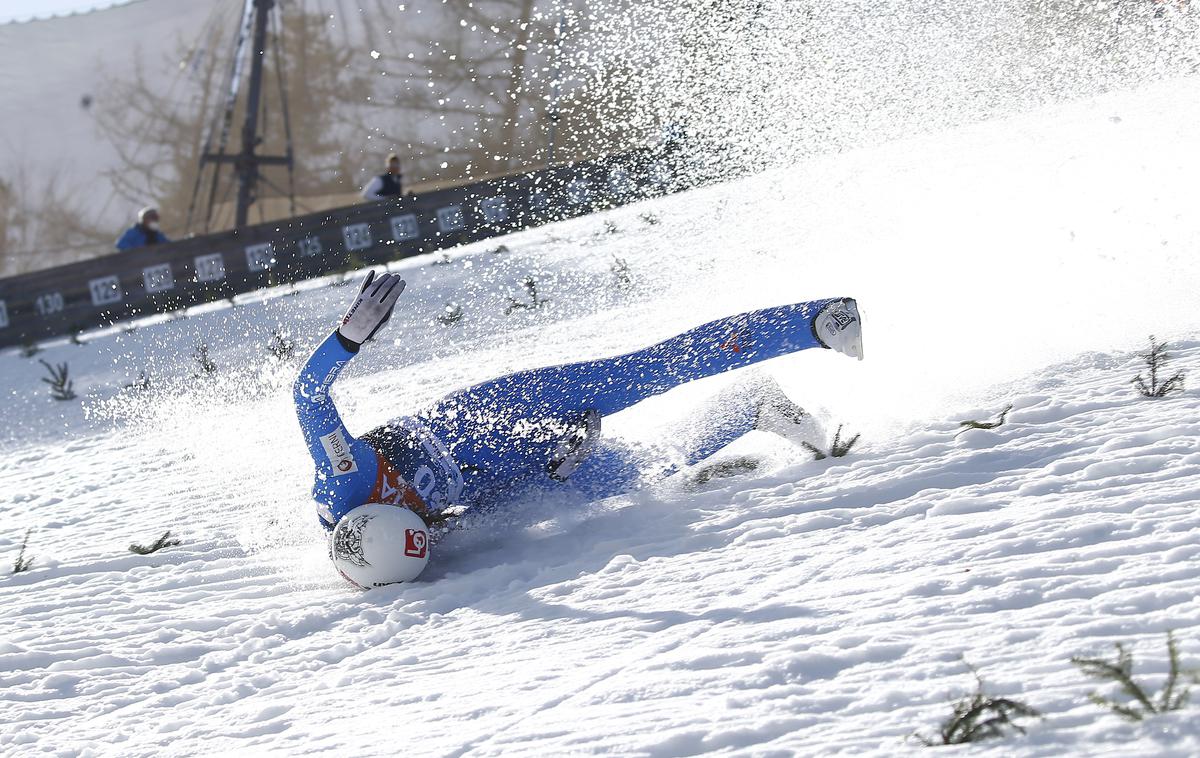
xmin=293 ymin=272 xmax=406 ymax=527
xmin=294 ymin=332 xmax=360 ymax=468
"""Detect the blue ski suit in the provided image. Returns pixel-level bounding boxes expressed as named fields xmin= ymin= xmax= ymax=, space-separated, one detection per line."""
xmin=294 ymin=298 xmax=843 ymax=531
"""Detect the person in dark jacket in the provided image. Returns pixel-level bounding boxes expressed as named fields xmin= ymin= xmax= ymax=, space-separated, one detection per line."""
xmin=115 ymin=207 xmax=169 ymax=251
xmin=360 ymin=153 xmax=404 ymax=201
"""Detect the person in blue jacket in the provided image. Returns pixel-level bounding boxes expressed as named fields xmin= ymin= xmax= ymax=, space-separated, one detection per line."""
xmin=295 ymin=271 xmax=863 ymax=580
xmin=115 ymin=206 xmax=169 ymax=251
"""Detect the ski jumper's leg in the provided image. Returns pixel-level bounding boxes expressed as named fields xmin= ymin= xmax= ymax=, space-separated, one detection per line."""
xmin=558 ymin=416 xmax=752 ymax=502
xmin=668 ymin=371 xmax=827 ymax=466
xmin=567 ymin=373 xmax=823 ymax=495
xmin=561 ymin=444 xmax=646 ymax=500
xmin=473 ymin=443 xmax=646 ymax=506
xmin=674 ymin=394 xmax=760 ymax=467
xmin=424 ymin=299 xmax=840 ymax=498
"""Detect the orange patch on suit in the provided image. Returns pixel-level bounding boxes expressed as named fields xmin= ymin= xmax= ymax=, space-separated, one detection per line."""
xmin=369 ymin=453 xmax=429 ymax=514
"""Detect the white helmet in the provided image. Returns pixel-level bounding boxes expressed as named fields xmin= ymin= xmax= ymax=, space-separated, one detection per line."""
xmin=330 ymin=503 xmax=431 ymax=588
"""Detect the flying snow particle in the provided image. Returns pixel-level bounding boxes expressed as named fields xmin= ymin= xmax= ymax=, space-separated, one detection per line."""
xmin=370 ymin=50 xmax=381 ymax=60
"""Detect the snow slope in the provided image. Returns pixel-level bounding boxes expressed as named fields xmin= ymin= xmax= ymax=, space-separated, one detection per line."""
xmin=2 ymin=77 xmax=1200 ymax=755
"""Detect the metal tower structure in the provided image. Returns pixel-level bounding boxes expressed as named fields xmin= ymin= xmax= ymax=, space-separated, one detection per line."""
xmin=188 ymin=0 xmax=294 ymax=233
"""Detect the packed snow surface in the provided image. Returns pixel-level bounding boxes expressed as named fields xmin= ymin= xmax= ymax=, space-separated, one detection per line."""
xmin=2 ymin=78 xmax=1200 ymax=755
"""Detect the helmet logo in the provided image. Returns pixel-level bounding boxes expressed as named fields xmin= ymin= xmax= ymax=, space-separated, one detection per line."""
xmin=333 ymin=513 xmax=373 ymax=567
xmin=404 ymin=528 xmax=427 ymax=559
xmin=337 ymin=459 xmax=353 ymax=472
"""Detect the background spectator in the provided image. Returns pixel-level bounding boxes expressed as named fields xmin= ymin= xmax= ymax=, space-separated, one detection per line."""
xmin=115 ymin=206 xmax=169 ymax=251
xmin=361 ymin=153 xmax=404 ymax=201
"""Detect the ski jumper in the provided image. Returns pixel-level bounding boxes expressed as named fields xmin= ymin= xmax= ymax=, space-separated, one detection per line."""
xmin=294 ymin=298 xmax=843 ymax=530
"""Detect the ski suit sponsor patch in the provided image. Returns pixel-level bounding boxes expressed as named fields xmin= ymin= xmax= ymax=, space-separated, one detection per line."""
xmin=370 ymin=455 xmax=430 ymax=513
xmin=302 ymin=359 xmax=346 ymax=404
xmin=320 ymin=428 xmax=358 ymax=475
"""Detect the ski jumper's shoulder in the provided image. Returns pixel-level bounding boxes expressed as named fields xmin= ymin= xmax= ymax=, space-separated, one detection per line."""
xmin=361 ymin=416 xmax=465 ymax=512
xmin=294 ymin=332 xmax=467 ymax=529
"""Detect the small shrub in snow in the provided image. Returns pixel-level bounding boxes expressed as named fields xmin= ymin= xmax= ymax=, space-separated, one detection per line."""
xmin=639 ymin=211 xmax=660 ymax=226
xmin=20 ymin=341 xmax=41 ymax=358
xmin=490 ymin=244 xmax=510 ymax=255
xmin=603 ymin=220 xmax=620 ymax=235
xmin=12 ymin=528 xmax=34 ymax=574
xmin=504 ymin=277 xmax=550 ymax=315
xmin=915 ymin=665 xmax=1040 ymax=746
xmin=611 ymin=256 xmax=632 ymax=289
xmin=432 ymin=252 xmax=454 ymax=266
xmin=38 ymin=359 xmax=77 ymax=401
xmin=123 ymin=372 xmax=152 ymax=392
xmin=1071 ymin=631 xmax=1193 ymax=720
xmin=193 ymin=343 xmax=217 ymax=376
xmin=800 ymin=424 xmax=860 ymax=460
xmin=267 ymin=329 xmax=296 ymax=360
xmin=957 ymin=404 xmax=1013 ymax=436
xmin=1132 ymin=336 xmax=1185 ymax=398
xmin=129 ymin=531 xmax=181 ymax=556
xmin=437 ymin=303 xmax=464 ymax=326
xmin=690 ymin=456 xmax=760 ymax=486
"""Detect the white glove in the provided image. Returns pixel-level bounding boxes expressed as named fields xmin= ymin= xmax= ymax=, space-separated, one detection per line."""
xmin=339 ymin=271 xmax=406 ymax=347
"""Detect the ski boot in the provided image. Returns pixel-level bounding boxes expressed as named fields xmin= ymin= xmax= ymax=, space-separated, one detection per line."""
xmin=813 ymin=298 xmax=864 ymax=361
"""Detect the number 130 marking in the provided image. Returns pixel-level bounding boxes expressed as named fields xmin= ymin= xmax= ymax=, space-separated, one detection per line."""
xmin=35 ymin=292 xmax=64 ymax=316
